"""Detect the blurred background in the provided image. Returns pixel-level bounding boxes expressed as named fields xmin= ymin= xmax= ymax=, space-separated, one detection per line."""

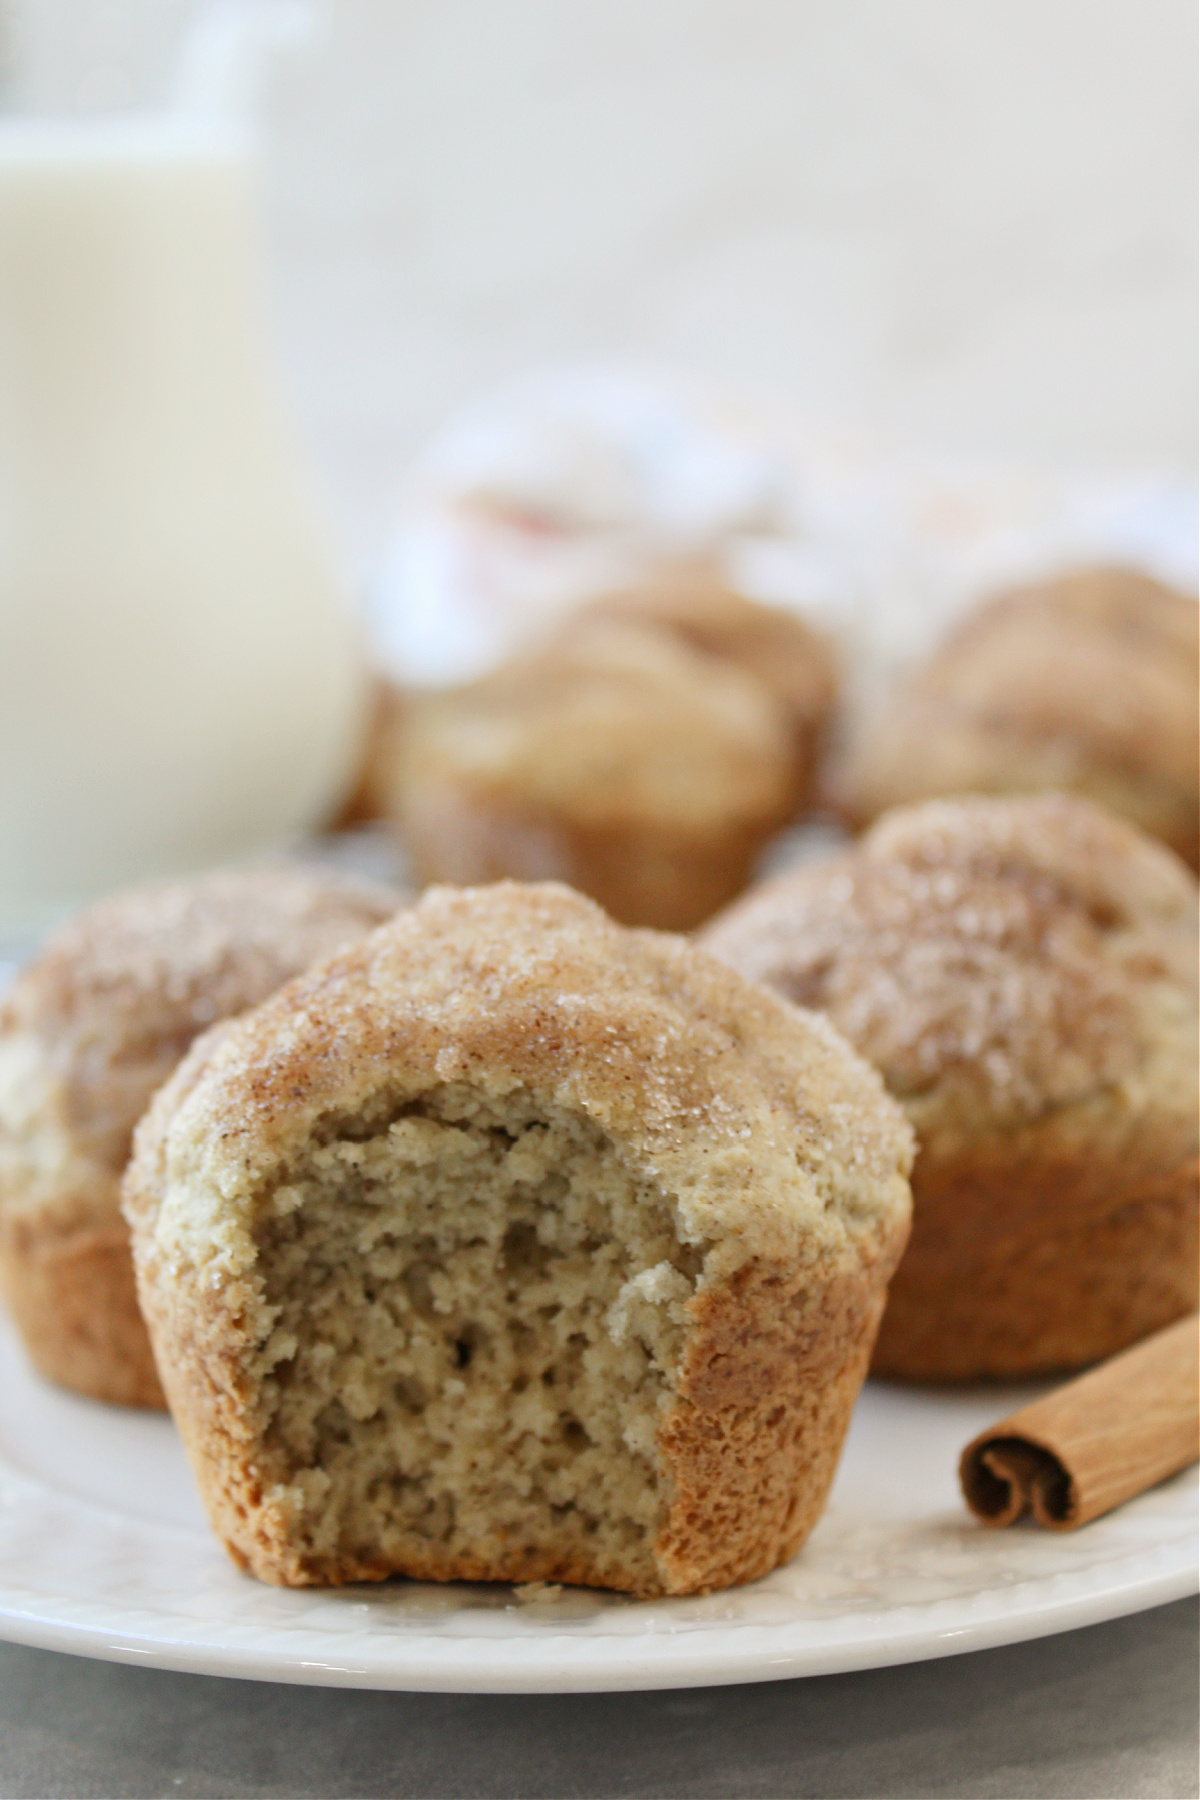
xmin=4 ymin=0 xmax=1195 ymax=565
xmin=0 ymin=0 xmax=1196 ymax=937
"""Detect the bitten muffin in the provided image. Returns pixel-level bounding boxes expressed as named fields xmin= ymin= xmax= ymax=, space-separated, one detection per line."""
xmin=582 ymin=564 xmax=837 ymax=813
xmin=837 ymin=568 xmax=1199 ymax=867
xmin=700 ymin=794 xmax=1199 ymax=1380
xmin=0 ymin=867 xmax=400 ymax=1407
xmin=122 ymin=882 xmax=913 ymax=1595
xmin=390 ymin=619 xmax=797 ymax=931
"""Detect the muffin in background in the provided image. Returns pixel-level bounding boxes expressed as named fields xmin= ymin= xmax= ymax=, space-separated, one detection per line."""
xmin=582 ymin=563 xmax=837 ymax=815
xmin=0 ymin=867 xmax=401 ymax=1407
xmin=387 ymin=618 xmax=798 ymax=931
xmin=327 ymin=676 xmax=408 ymax=831
xmin=700 ymin=793 xmax=1199 ymax=1380
xmin=836 ymin=568 xmax=1199 ymax=868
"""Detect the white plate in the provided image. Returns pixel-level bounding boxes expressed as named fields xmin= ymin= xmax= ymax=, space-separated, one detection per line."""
xmin=0 ymin=1315 xmax=1193 ymax=1694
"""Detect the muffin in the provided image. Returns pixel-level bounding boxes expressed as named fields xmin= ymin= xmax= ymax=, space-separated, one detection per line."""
xmin=838 ymin=568 xmax=1199 ymax=867
xmin=122 ymin=881 xmax=913 ymax=1595
xmin=390 ymin=618 xmax=798 ymax=931
xmin=328 ymin=676 xmax=407 ymax=829
xmin=582 ymin=563 xmax=836 ymax=812
xmin=0 ymin=867 xmax=401 ymax=1407
xmin=700 ymin=794 xmax=1199 ymax=1379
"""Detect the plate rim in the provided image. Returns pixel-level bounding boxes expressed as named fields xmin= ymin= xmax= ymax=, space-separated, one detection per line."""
xmin=1 ymin=1321 xmax=1194 ymax=1695
xmin=0 ymin=1531 xmax=1194 ymax=1692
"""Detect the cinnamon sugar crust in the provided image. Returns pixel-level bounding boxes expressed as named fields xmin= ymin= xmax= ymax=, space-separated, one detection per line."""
xmin=582 ymin=565 xmax=837 ymax=814
xmin=700 ymin=794 xmax=1200 ymax=1377
xmin=0 ymin=867 xmax=401 ymax=1405
xmin=839 ymin=568 xmax=1200 ymax=867
xmin=123 ymin=881 xmax=912 ymax=1594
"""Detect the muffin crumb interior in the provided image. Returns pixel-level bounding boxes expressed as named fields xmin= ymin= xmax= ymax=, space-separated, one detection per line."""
xmin=249 ymin=1081 xmax=704 ymax=1586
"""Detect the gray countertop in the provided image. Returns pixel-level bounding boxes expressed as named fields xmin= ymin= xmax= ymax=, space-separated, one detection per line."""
xmin=0 ymin=1597 xmax=1195 ymax=1799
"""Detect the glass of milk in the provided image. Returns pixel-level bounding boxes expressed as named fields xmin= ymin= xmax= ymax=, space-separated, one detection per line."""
xmin=0 ymin=48 xmax=365 ymax=938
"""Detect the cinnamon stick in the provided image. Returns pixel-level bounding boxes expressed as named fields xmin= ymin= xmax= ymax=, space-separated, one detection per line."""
xmin=960 ymin=1314 xmax=1199 ymax=1530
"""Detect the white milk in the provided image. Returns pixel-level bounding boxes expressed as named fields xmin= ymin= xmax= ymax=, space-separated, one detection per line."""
xmin=0 ymin=115 xmax=366 ymax=935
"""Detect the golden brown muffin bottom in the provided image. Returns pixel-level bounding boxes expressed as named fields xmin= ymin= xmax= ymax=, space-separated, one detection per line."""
xmin=0 ymin=1207 xmax=164 ymax=1407
xmin=151 ymin=1245 xmax=895 ymax=1595
xmin=403 ymin=785 xmax=777 ymax=932
xmin=873 ymin=1159 xmax=1199 ymax=1380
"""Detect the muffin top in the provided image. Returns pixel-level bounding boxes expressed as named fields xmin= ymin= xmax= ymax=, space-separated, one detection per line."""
xmin=583 ymin=565 xmax=836 ymax=739
xmin=840 ymin=568 xmax=1199 ymax=863
xmin=125 ymin=881 xmax=913 ymax=1285
xmin=0 ymin=866 xmax=402 ymax=1179
xmin=396 ymin=620 xmax=796 ymax=833
xmin=700 ymin=794 xmax=1199 ymax=1171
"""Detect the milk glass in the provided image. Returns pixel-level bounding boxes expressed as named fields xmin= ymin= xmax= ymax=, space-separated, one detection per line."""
xmin=0 ymin=111 xmax=365 ymax=936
